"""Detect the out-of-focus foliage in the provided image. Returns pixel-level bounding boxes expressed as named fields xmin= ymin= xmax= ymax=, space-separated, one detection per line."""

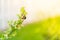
xmin=8 ymin=16 xmax=60 ymax=40
xmin=7 ymin=7 xmax=27 ymax=39
xmin=0 ymin=7 xmax=27 ymax=40
xmin=0 ymin=6 xmax=60 ymax=40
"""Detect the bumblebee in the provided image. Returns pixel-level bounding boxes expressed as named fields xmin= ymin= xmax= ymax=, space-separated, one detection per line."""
xmin=21 ymin=14 xmax=26 ymax=19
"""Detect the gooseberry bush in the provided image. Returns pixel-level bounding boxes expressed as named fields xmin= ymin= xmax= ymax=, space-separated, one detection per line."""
xmin=0 ymin=7 xmax=27 ymax=40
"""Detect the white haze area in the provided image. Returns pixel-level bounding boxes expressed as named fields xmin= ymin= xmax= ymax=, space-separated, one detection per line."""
xmin=0 ymin=0 xmax=60 ymax=30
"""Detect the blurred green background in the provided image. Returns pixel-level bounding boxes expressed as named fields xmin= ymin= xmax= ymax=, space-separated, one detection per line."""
xmin=7 ymin=16 xmax=60 ymax=40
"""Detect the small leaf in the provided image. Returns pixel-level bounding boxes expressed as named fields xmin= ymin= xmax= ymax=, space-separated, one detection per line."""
xmin=20 ymin=7 xmax=27 ymax=16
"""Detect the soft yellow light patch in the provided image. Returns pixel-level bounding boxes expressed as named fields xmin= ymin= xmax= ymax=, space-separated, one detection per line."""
xmin=47 ymin=16 xmax=60 ymax=36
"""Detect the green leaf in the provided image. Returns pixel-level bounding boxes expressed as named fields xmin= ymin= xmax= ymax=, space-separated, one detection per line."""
xmin=20 ymin=7 xmax=27 ymax=16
